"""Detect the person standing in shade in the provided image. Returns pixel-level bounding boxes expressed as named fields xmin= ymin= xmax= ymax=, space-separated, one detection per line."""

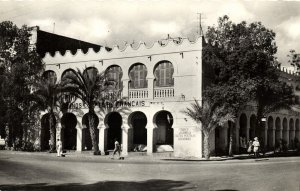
xmin=112 ymin=138 xmax=121 ymax=159
xmin=247 ymin=139 xmax=253 ymax=156
xmin=57 ymin=139 xmax=62 ymax=157
xmin=252 ymin=137 xmax=260 ymax=158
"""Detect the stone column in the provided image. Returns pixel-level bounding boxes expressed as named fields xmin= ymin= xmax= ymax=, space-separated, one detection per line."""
xmin=121 ymin=125 xmax=130 ymax=156
xmin=146 ymin=126 xmax=155 ymax=155
xmin=246 ymin=114 xmax=251 ymax=142
xmin=271 ymin=128 xmax=276 ymax=148
xmin=263 ymin=129 xmax=268 ymax=147
xmin=235 ymin=121 xmax=240 ymax=152
xmin=76 ymin=126 xmax=83 ymax=152
xmin=98 ymin=124 xmax=107 ymax=155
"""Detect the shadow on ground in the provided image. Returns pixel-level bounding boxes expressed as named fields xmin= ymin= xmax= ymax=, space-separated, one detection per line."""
xmin=0 ymin=179 xmax=199 ymax=191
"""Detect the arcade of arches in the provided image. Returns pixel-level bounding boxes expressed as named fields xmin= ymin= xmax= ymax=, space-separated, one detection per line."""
xmin=40 ymin=110 xmax=175 ymax=154
xmin=236 ymin=113 xmax=300 ymax=151
xmin=40 ymin=109 xmax=300 ymax=154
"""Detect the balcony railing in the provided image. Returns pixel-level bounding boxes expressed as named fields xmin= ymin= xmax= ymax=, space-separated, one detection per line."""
xmin=154 ymin=87 xmax=174 ymax=98
xmin=129 ymin=88 xmax=148 ymax=99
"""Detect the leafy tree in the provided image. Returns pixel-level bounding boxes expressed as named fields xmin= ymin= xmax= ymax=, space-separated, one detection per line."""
xmin=182 ymin=99 xmax=235 ymax=160
xmin=204 ymin=16 xmax=295 ymax=154
xmin=0 ymin=21 xmax=44 ymax=149
xmin=62 ymin=67 xmax=112 ymax=155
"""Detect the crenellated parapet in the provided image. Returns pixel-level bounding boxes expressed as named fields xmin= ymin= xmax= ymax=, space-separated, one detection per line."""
xmin=43 ymin=36 xmax=202 ymax=66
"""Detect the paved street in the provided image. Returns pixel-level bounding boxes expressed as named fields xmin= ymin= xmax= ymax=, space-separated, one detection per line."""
xmin=0 ymin=151 xmax=299 ymax=191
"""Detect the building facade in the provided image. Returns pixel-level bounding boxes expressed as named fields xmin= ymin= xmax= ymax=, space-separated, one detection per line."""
xmin=41 ymin=33 xmax=300 ymax=158
xmin=42 ymin=37 xmax=204 ymax=157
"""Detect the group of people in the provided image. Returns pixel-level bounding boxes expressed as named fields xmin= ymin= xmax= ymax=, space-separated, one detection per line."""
xmin=240 ymin=136 xmax=262 ymax=158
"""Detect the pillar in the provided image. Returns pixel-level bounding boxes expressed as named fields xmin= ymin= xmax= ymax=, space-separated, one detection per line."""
xmin=75 ymin=116 xmax=83 ymax=152
xmin=76 ymin=126 xmax=83 ymax=152
xmin=270 ymin=128 xmax=275 ymax=148
xmin=246 ymin=114 xmax=251 ymax=141
xmin=147 ymin=126 xmax=155 ymax=155
xmin=121 ymin=125 xmax=130 ymax=156
xmin=235 ymin=121 xmax=240 ymax=152
xmin=263 ymin=129 xmax=268 ymax=147
xmin=98 ymin=125 xmax=107 ymax=155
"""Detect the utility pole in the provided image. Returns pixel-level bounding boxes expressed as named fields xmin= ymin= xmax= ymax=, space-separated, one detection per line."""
xmin=197 ymin=13 xmax=205 ymax=36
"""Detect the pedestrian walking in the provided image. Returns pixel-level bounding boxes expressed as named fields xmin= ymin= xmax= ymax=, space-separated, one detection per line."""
xmin=252 ymin=137 xmax=260 ymax=158
xmin=57 ymin=139 xmax=62 ymax=157
xmin=111 ymin=138 xmax=121 ymax=159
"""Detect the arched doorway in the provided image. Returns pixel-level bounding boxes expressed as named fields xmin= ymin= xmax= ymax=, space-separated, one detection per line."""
xmin=267 ymin=116 xmax=274 ymax=148
xmin=239 ymin=113 xmax=247 ymax=138
xmin=61 ymin=113 xmax=77 ymax=150
xmin=106 ymin=112 xmax=122 ymax=150
xmin=82 ymin=113 xmax=99 ymax=150
xmin=296 ymin=119 xmax=300 ymax=141
xmin=40 ymin=113 xmax=56 ymax=151
xmin=129 ymin=111 xmax=147 ymax=147
xmin=153 ymin=110 xmax=174 ymax=150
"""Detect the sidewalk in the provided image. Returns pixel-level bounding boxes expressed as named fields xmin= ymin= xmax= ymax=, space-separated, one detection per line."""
xmin=1 ymin=149 xmax=299 ymax=162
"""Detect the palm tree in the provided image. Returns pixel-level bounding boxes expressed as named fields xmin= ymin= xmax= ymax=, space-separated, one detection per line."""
xmin=30 ymin=79 xmax=62 ymax=152
xmin=182 ymin=99 xmax=235 ymax=160
xmin=62 ymin=67 xmax=112 ymax=155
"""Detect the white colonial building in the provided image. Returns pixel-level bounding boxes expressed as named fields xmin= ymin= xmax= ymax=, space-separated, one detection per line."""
xmin=42 ymin=36 xmax=204 ymax=158
xmin=40 ymin=30 xmax=300 ymax=158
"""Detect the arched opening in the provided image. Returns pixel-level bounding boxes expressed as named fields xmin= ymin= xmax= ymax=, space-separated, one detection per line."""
xmin=154 ymin=60 xmax=174 ymax=87
xmin=282 ymin=118 xmax=288 ymax=146
xmin=289 ymin=118 xmax=295 ymax=148
xmin=40 ymin=113 xmax=56 ymax=151
xmin=105 ymin=65 xmax=123 ymax=90
xmin=153 ymin=110 xmax=173 ymax=152
xmin=61 ymin=113 xmax=77 ymax=150
xmin=82 ymin=113 xmax=99 ymax=150
xmin=42 ymin=70 xmax=57 ymax=85
xmin=128 ymin=111 xmax=147 ymax=151
xmin=239 ymin=113 xmax=247 ymax=139
xmin=129 ymin=63 xmax=148 ymax=89
xmin=250 ymin=115 xmax=256 ymax=140
xmin=106 ymin=112 xmax=122 ymax=150
xmin=296 ymin=119 xmax=300 ymax=141
xmin=267 ymin=116 xmax=274 ymax=148
xmin=214 ymin=126 xmax=222 ymax=155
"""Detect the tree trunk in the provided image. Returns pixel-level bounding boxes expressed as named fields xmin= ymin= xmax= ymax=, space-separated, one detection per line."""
xmin=49 ymin=113 xmax=56 ymax=152
xmin=88 ymin=112 xmax=100 ymax=155
xmin=203 ymin=132 xmax=211 ymax=160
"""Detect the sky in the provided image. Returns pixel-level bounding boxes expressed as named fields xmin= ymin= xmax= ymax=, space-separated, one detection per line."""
xmin=1 ymin=0 xmax=300 ymax=67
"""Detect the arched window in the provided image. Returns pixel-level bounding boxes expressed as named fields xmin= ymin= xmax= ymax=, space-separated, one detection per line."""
xmin=154 ymin=61 xmax=174 ymax=87
xmin=42 ymin=70 xmax=57 ymax=85
xmin=61 ymin=69 xmax=76 ymax=81
xmin=129 ymin=63 xmax=147 ymax=89
xmin=105 ymin=65 xmax=123 ymax=89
